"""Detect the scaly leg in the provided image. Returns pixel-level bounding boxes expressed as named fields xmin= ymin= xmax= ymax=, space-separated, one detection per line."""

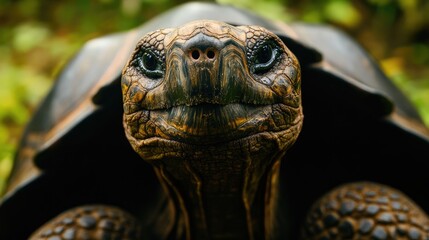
xmin=29 ymin=205 xmax=142 ymax=240
xmin=302 ymin=182 xmax=429 ymax=239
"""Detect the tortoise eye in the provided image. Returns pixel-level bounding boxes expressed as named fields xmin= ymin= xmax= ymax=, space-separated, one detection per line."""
xmin=143 ymin=52 xmax=157 ymax=71
xmin=253 ymin=42 xmax=280 ymax=75
xmin=137 ymin=50 xmax=164 ymax=79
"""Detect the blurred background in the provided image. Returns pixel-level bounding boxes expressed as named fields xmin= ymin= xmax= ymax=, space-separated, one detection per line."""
xmin=0 ymin=0 xmax=428 ymax=193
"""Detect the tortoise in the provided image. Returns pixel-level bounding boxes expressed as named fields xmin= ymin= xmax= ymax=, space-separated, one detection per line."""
xmin=1 ymin=1 xmax=429 ymax=239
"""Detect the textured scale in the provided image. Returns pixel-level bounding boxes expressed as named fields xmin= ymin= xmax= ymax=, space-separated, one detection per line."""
xmin=303 ymin=182 xmax=429 ymax=240
xmin=29 ymin=205 xmax=142 ymax=240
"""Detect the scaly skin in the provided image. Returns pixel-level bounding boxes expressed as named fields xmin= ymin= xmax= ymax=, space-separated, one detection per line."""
xmin=29 ymin=205 xmax=142 ymax=240
xmin=302 ymin=182 xmax=429 ymax=240
xmin=122 ymin=20 xmax=303 ymax=240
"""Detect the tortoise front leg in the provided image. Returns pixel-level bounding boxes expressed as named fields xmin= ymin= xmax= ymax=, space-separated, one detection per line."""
xmin=302 ymin=182 xmax=429 ymax=239
xmin=29 ymin=205 xmax=142 ymax=240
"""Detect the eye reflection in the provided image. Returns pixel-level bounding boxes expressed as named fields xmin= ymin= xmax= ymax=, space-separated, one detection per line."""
xmin=252 ymin=42 xmax=280 ymax=75
xmin=255 ymin=44 xmax=273 ymax=65
xmin=143 ymin=52 xmax=157 ymax=71
xmin=136 ymin=50 xmax=164 ymax=79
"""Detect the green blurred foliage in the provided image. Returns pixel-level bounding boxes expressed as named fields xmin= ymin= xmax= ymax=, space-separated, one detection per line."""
xmin=0 ymin=0 xmax=428 ymax=194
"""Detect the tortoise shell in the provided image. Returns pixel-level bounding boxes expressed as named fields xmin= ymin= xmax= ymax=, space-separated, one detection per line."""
xmin=1 ymin=2 xmax=428 ymax=239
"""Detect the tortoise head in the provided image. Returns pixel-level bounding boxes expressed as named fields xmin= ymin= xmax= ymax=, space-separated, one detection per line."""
xmin=122 ymin=20 xmax=302 ymax=159
xmin=122 ymin=20 xmax=302 ymax=239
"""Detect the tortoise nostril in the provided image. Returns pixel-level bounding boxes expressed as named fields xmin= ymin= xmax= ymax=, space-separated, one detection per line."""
xmin=189 ymin=48 xmax=217 ymax=61
xmin=207 ymin=50 xmax=215 ymax=59
xmin=191 ymin=50 xmax=200 ymax=60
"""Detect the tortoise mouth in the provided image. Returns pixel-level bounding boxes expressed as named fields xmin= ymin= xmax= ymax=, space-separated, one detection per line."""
xmin=148 ymin=102 xmax=294 ymax=145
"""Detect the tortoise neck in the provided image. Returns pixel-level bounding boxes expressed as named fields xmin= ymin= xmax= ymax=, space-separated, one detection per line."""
xmin=153 ymin=143 xmax=285 ymax=240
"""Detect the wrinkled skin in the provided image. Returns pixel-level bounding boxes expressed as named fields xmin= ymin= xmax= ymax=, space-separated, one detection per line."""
xmin=122 ymin=20 xmax=302 ymax=239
